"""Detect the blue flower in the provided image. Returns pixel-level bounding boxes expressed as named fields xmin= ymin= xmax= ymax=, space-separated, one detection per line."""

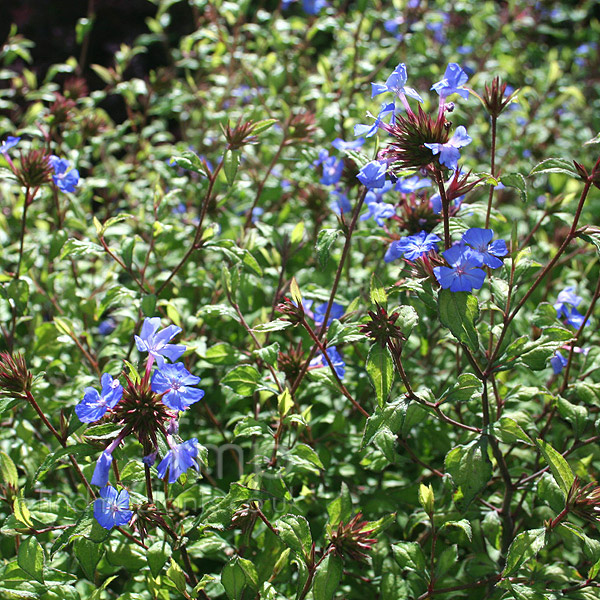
xmin=383 ymin=17 xmax=404 ymax=40
xmin=48 ymin=155 xmax=80 ymax=193
xmin=93 ymin=485 xmax=133 ymax=530
xmin=332 ymin=138 xmax=365 ymax=151
xmin=75 ymin=373 xmax=123 ymax=423
xmin=98 ymin=318 xmax=117 ymax=335
xmin=360 ymin=198 xmax=395 ymax=226
xmin=431 ymin=63 xmax=470 ymax=99
xmin=157 ymin=438 xmax=200 ymax=483
xmin=550 ymin=351 xmax=568 ymax=374
xmin=304 ymin=300 xmax=345 ymax=326
xmin=151 ymin=362 xmax=205 ymax=412
xmin=320 ymin=156 xmax=344 ymax=185
xmin=434 ymin=244 xmax=486 ymax=292
xmin=553 ymin=287 xmax=589 ymax=328
xmin=135 ymin=317 xmax=186 ymax=368
xmin=425 ymin=126 xmax=472 ymax=170
xmin=395 ymin=175 xmax=430 ymax=194
xmin=385 ymin=231 xmax=441 ymax=262
xmin=313 ymin=148 xmax=330 ymax=167
xmin=91 ymin=451 xmax=113 ymax=487
xmin=462 ymin=228 xmax=508 ymax=269
xmin=0 ymin=136 xmax=20 ymax=154
xmin=429 ymin=191 xmax=465 ymax=214
xmin=309 ymin=346 xmax=345 ymax=379
xmin=371 ymin=63 xmax=423 ymax=103
xmin=354 ymin=102 xmax=395 ymax=138
xmin=329 ymin=189 xmax=351 ymax=215
xmin=357 ymin=160 xmax=387 ymax=189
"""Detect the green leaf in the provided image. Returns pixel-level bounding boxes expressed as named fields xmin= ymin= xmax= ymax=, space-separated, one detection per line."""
xmin=418 ymin=483 xmax=434 ymax=515
xmin=170 ymin=150 xmax=209 ymax=176
xmin=278 ymin=389 xmax=293 ymax=417
xmin=13 ymin=496 xmax=34 ymax=527
xmin=366 ymin=344 xmax=395 ymax=408
xmin=535 ymin=438 xmax=574 ymax=498
xmin=312 ymin=553 xmax=343 ymax=600
xmin=291 ymin=221 xmax=305 ymax=244
xmin=275 ymin=514 xmax=312 ymax=563
xmin=326 ymin=320 xmax=363 ymax=347
xmin=205 ymin=342 xmax=243 ymax=365
xmin=316 ymin=229 xmax=341 ymax=269
xmin=221 ymin=556 xmax=258 ymax=599
xmin=391 ymin=542 xmax=427 ymax=578
xmin=501 ymin=173 xmax=527 ymax=201
xmin=529 ymin=158 xmax=580 ymax=178
xmin=503 ymin=528 xmax=546 ymax=576
xmin=438 ymin=290 xmax=480 ymax=353
xmin=290 ymin=277 xmax=302 ymax=306
xmin=395 ymin=305 xmax=419 ymax=338
xmin=251 ymin=118 xmax=278 ymax=135
xmin=370 ymin=272 xmax=387 ymax=307
xmin=495 ymin=417 xmax=533 ymax=446
xmin=253 ymin=319 xmax=293 ymax=332
xmin=0 ymin=451 xmax=18 ymax=488
xmin=439 ymin=519 xmax=472 ymax=541
xmin=327 ymin=482 xmax=352 ymax=527
xmin=556 ymin=396 xmax=588 ymax=437
xmin=255 ymin=342 xmax=280 ymax=367
xmin=17 ymin=537 xmax=45 ymax=584
xmin=60 ymin=238 xmax=103 ymax=259
xmin=443 ymin=373 xmax=482 ymax=403
xmin=74 ymin=538 xmax=103 ymax=581
xmin=221 ymin=365 xmax=260 ymax=396
xmin=444 ymin=438 xmax=492 ymax=507
xmin=224 ymin=149 xmax=241 ymax=185
xmin=167 ymin=558 xmax=187 ymax=594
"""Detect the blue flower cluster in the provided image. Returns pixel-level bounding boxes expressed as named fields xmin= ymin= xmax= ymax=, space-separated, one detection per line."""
xmin=314 ymin=138 xmax=366 ymax=215
xmin=75 ymin=318 xmax=204 ymax=530
xmin=433 ymin=228 xmax=508 ymax=292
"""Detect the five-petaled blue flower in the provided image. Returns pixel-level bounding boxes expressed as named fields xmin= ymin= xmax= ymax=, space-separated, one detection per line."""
xmin=93 ymin=485 xmax=133 ymax=530
xmin=329 ymin=189 xmax=351 ymax=215
xmin=0 ymin=136 xmax=20 ymax=154
xmin=360 ymin=197 xmax=396 ymax=226
xmin=550 ymin=351 xmax=568 ymax=374
xmin=434 ymin=243 xmax=486 ymax=292
xmin=75 ymin=373 xmax=123 ymax=423
xmin=151 ymin=362 xmax=205 ymax=412
xmin=371 ymin=63 xmax=424 ymax=104
xmin=431 ymin=63 xmax=470 ymax=99
xmin=357 ymin=160 xmax=388 ymax=189
xmin=157 ymin=438 xmax=200 ymax=483
xmin=320 ymin=156 xmax=344 ymax=185
xmin=553 ymin=287 xmax=588 ymax=329
xmin=135 ymin=317 xmax=186 ymax=368
xmin=309 ymin=346 xmax=346 ymax=379
xmin=49 ymin=155 xmax=80 ymax=193
xmin=385 ymin=231 xmax=441 ymax=262
xmin=332 ymin=138 xmax=365 ymax=151
xmin=425 ymin=126 xmax=472 ymax=171
xmin=354 ymin=102 xmax=395 ymax=138
xmin=462 ymin=228 xmax=508 ymax=268
xmin=395 ymin=175 xmax=430 ymax=194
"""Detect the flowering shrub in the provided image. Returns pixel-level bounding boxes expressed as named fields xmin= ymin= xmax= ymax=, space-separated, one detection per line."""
xmin=0 ymin=1 xmax=600 ymax=599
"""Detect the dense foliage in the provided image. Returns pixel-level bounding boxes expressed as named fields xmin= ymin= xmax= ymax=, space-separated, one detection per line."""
xmin=1 ymin=1 xmax=600 ymax=599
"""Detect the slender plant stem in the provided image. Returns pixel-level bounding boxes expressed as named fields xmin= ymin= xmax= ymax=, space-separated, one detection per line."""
xmin=291 ymin=187 xmax=368 ymax=396
xmin=157 ymin=160 xmax=224 ymax=295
